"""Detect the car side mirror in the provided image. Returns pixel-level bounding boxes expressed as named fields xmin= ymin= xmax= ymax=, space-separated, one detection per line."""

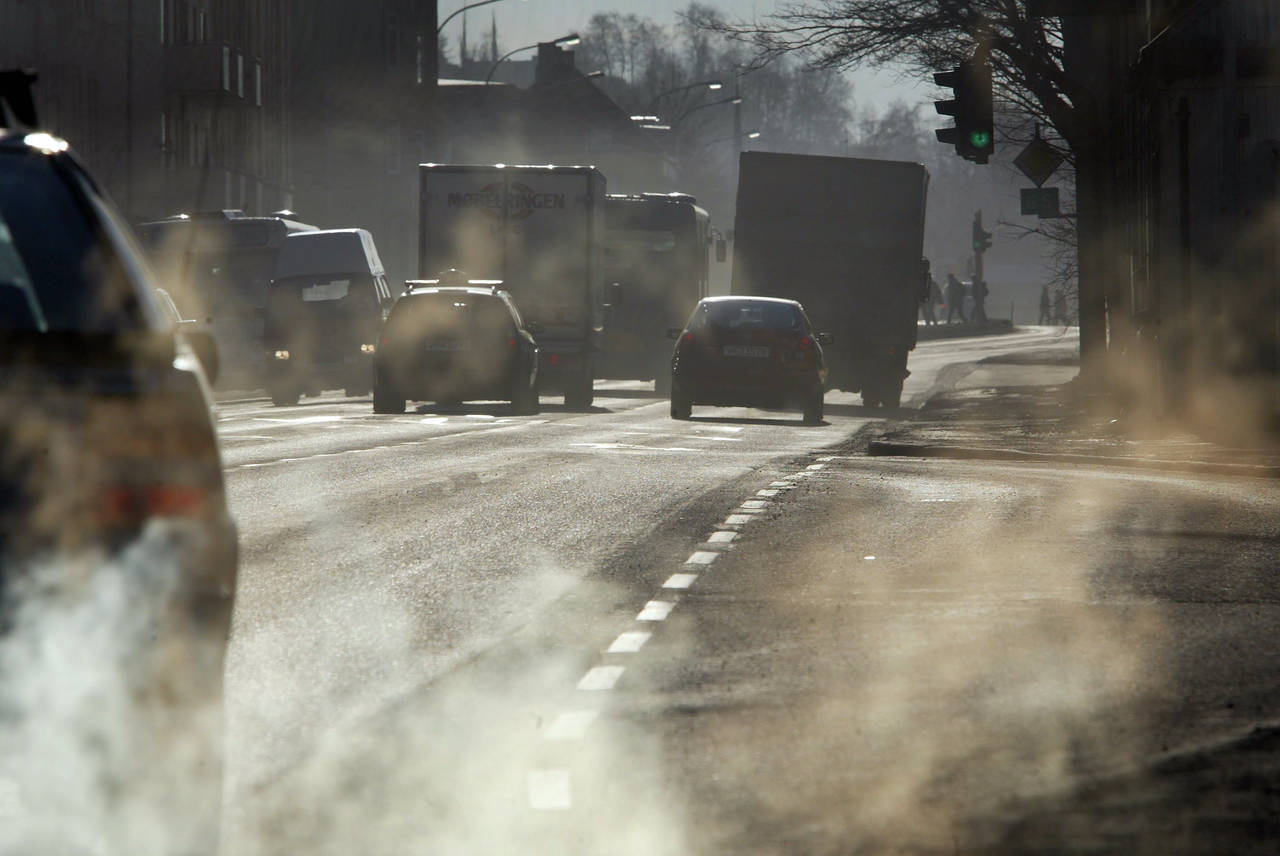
xmin=816 ymin=332 xmax=832 ymax=346
xmin=715 ymin=238 xmax=728 ymax=263
xmin=181 ymin=326 xmax=220 ymax=385
xmin=666 ymin=328 xmax=684 ymax=340
xmin=527 ymin=321 xmax=543 ymax=336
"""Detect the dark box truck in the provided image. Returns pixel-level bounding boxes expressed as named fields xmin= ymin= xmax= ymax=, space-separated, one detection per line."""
xmin=599 ymin=193 xmax=712 ymax=394
xmin=418 ymin=164 xmax=606 ymax=409
xmin=731 ymin=152 xmax=929 ymax=408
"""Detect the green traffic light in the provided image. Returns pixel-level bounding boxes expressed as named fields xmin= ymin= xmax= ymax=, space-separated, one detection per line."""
xmin=969 ymin=130 xmax=992 ymax=150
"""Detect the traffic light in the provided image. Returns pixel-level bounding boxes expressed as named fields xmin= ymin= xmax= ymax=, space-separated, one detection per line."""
xmin=933 ymin=60 xmax=994 ymax=165
xmin=972 ymin=212 xmax=993 ymax=254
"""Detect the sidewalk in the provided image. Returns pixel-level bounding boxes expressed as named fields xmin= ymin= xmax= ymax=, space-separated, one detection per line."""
xmin=870 ymin=348 xmax=1280 ymax=478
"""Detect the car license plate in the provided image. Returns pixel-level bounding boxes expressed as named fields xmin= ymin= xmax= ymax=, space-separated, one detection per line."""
xmin=425 ymin=342 xmax=469 ymax=352
xmin=722 ymin=345 xmax=769 ymax=358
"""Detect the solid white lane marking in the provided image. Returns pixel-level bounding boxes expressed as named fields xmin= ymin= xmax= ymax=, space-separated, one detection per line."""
xmin=527 ymin=769 xmax=573 ymax=810
xmin=465 ymin=414 xmax=499 ymax=420
xmin=578 ymin=666 xmax=625 ymax=691
xmin=663 ymin=573 xmax=698 ymax=589
xmin=544 ymin=710 xmax=599 ymax=741
xmin=707 ymin=531 xmax=737 ymax=544
xmin=757 ymin=489 xmax=779 ymax=497
xmin=607 ymin=631 xmax=652 ymax=654
xmin=637 ymin=601 xmax=675 ymax=621
xmin=817 ymin=456 xmax=836 ymax=462
xmin=420 ymin=416 xmax=449 ymax=424
xmin=570 ymin=442 xmax=701 ymax=453
xmin=686 ymin=551 xmax=719 ymax=565
xmin=724 ymin=514 xmax=754 ymax=525
xmin=741 ymin=500 xmax=768 ymax=510
xmin=697 ymin=425 xmax=744 ymax=433
xmin=253 ymin=414 xmax=346 ymax=425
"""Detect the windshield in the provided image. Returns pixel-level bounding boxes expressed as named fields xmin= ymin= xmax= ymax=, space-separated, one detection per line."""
xmin=386 ymin=292 xmax=513 ymax=341
xmin=0 ymin=151 xmax=142 ymax=331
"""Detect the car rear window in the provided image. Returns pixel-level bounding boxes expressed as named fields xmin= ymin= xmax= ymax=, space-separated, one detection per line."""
xmin=0 ymin=150 xmax=142 ymax=332
xmin=693 ymin=301 xmax=804 ymax=333
xmin=388 ymin=292 xmax=513 ymax=340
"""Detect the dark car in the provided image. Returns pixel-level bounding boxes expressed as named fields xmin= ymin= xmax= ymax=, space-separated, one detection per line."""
xmin=372 ymin=278 xmax=539 ymax=415
xmin=668 ymin=296 xmax=829 ymax=424
xmin=0 ymin=127 xmax=235 ymax=853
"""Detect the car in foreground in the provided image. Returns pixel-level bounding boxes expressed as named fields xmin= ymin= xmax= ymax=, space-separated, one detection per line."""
xmin=0 ymin=123 xmax=235 ymax=854
xmin=372 ymin=275 xmax=539 ymax=415
xmin=668 ymin=296 xmax=829 ymax=424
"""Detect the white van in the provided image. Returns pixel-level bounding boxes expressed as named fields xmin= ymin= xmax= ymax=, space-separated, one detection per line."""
xmin=263 ymin=228 xmax=394 ymax=405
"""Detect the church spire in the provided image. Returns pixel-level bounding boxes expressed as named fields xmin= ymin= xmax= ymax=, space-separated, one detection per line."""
xmin=490 ymin=11 xmax=499 ymax=62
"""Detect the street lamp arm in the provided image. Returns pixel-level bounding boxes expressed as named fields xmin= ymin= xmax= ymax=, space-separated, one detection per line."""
xmin=437 ymin=0 xmax=506 ymax=37
xmin=485 ymin=43 xmax=536 ymax=83
xmin=672 ymin=95 xmax=743 ymax=129
xmin=646 ymin=79 xmax=724 ymax=112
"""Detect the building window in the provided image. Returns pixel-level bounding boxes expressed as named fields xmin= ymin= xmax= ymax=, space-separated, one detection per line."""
xmin=159 ymin=0 xmax=167 ymax=44
xmin=254 ymin=62 xmax=262 ymax=106
xmin=221 ymin=46 xmax=230 ymax=91
xmin=197 ymin=7 xmax=207 ymax=42
xmin=237 ymin=53 xmax=244 ymax=98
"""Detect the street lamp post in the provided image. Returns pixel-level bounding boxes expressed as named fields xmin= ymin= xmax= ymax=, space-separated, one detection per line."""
xmin=485 ymin=33 xmax=580 ymax=84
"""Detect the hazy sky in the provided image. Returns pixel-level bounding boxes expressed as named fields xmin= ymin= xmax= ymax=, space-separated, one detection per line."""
xmin=440 ymin=0 xmax=928 ymax=114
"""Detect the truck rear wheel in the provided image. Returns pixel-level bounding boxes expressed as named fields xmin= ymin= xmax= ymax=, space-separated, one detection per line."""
xmin=511 ymin=372 xmax=540 ymax=415
xmin=373 ymin=383 xmax=404 ymax=414
xmin=884 ymin=380 xmax=903 ymax=409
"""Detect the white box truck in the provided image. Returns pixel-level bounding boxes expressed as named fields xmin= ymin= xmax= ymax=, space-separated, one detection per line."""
xmin=418 ymin=164 xmax=606 ymax=409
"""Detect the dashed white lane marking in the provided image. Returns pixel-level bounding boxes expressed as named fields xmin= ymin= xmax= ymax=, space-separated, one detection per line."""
xmin=817 ymin=456 xmax=836 ymax=462
xmin=578 ymin=666 xmax=625 ymax=691
xmin=607 ymin=631 xmax=652 ymax=654
xmin=528 ymin=769 xmax=573 ymax=810
xmin=703 ymin=436 xmax=744 ymax=442
xmin=686 ymin=551 xmax=719 ymax=565
xmin=723 ymin=514 xmax=754 ymax=525
xmin=637 ymin=601 xmax=675 ymax=621
xmin=570 ymin=442 xmax=701 ymax=453
xmin=707 ymin=531 xmax=737 ymax=544
xmin=864 ymin=555 xmax=876 ymax=561
xmin=807 ymin=463 xmax=826 ymax=470
xmin=544 ymin=710 xmax=599 ymax=741
xmin=663 ymin=573 xmax=698 ymax=589
xmin=420 ymin=416 xmax=449 ymax=424
xmin=757 ymin=489 xmax=780 ymax=497
xmin=740 ymin=500 xmax=768 ymax=510
xmin=770 ymin=481 xmax=792 ymax=487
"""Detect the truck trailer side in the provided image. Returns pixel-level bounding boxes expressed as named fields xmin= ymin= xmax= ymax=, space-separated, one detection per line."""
xmin=730 ymin=151 xmax=929 ymax=407
xmin=419 ymin=164 xmax=606 ymax=409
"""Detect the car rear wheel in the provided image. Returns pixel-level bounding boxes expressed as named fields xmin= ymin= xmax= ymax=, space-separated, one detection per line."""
xmin=803 ymin=388 xmax=824 ymax=424
xmin=511 ymin=372 xmax=540 ymax=415
xmin=670 ymin=387 xmax=692 ymax=420
xmin=373 ymin=383 xmax=404 ymax=414
xmin=564 ymin=364 xmax=594 ymax=411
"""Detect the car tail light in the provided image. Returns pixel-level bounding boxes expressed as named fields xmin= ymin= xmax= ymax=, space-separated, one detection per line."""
xmin=798 ymin=335 xmax=813 ymax=349
xmin=86 ymin=379 xmax=224 ymax=532
xmin=681 ymin=332 xmax=694 ymax=345
xmin=507 ymin=336 xmax=516 ymax=350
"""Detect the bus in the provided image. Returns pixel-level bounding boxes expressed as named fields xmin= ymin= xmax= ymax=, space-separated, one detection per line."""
xmin=599 ymin=193 xmax=711 ymax=392
xmin=136 ymin=210 xmax=317 ymax=388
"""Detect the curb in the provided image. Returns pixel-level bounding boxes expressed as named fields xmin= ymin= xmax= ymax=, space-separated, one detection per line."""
xmin=866 ymin=441 xmax=1280 ymax=479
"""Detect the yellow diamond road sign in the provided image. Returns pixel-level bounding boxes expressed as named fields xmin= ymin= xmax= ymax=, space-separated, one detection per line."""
xmin=1014 ymin=138 xmax=1063 ymax=187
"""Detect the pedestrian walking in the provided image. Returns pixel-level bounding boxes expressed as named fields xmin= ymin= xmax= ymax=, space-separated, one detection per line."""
xmin=970 ymin=278 xmax=989 ymax=324
xmin=945 ymin=274 xmax=967 ymax=324
xmin=921 ymin=275 xmax=941 ymax=325
xmin=1038 ymin=285 xmax=1051 ymax=325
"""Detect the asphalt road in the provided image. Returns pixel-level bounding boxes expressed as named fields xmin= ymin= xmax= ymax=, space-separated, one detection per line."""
xmin=217 ymin=325 xmax=1162 ymax=853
